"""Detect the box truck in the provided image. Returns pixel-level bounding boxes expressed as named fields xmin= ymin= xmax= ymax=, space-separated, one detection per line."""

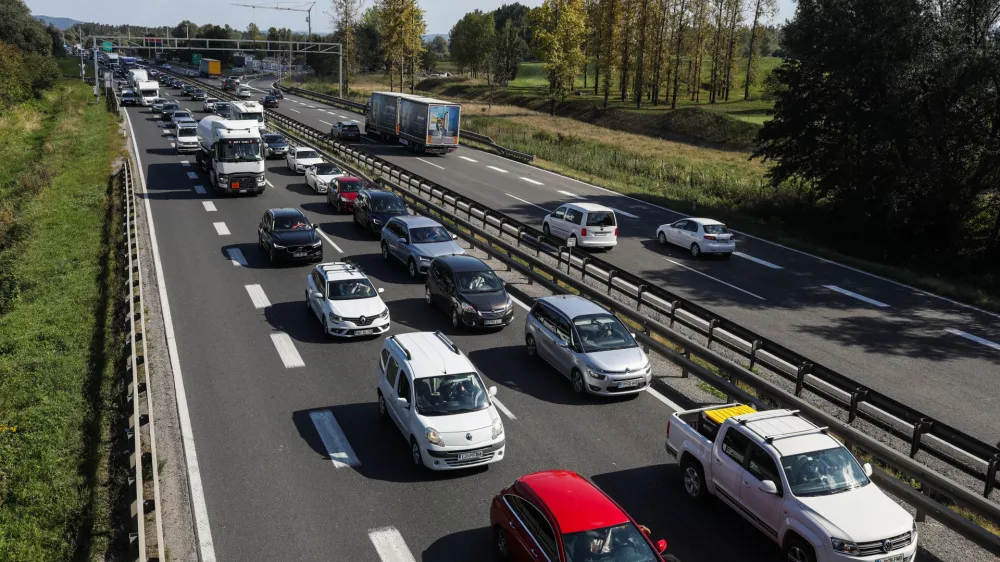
xmin=196 ymin=116 xmax=266 ymax=195
xmin=199 ymin=58 xmax=222 ymax=78
xmin=234 ymin=54 xmax=254 ymax=68
xmin=127 ymin=68 xmax=148 ymax=90
xmin=136 ymin=81 xmax=160 ymax=106
xmin=365 ymin=92 xmax=461 ymax=155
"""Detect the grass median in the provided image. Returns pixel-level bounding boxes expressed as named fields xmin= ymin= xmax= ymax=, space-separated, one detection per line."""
xmin=0 ymin=77 xmax=126 ymax=561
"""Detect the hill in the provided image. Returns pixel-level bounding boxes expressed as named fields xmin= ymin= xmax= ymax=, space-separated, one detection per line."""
xmin=34 ymin=15 xmax=84 ymax=29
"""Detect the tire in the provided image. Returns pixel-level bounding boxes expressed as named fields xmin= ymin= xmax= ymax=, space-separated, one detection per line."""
xmin=425 ymin=286 xmax=433 ymax=305
xmin=543 ymin=223 xmax=551 ymax=237
xmin=381 ymin=243 xmax=390 ymax=261
xmin=525 ymin=334 xmax=538 ymax=358
xmin=571 ymin=369 xmax=585 ymax=394
xmin=690 ymin=243 xmax=701 ymax=258
xmin=494 ymin=527 xmax=510 ymax=562
xmin=336 ymin=200 xmax=342 ymax=214
xmin=407 ymin=259 xmax=417 ymax=279
xmin=327 ymin=195 xmax=333 ymax=208
xmin=410 ymin=438 xmax=424 ymax=468
xmin=783 ymin=537 xmax=816 ymax=562
xmin=658 ymin=231 xmax=667 ymax=245
xmin=269 ymin=247 xmax=276 ymax=265
xmin=353 ymin=212 xmax=361 ymax=228
xmin=377 ymin=392 xmax=389 ymax=420
xmin=681 ymin=458 xmax=707 ymax=500
xmin=451 ymin=306 xmax=460 ymax=328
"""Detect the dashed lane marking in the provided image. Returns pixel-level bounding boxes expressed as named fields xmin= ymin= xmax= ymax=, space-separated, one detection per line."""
xmin=459 ymin=156 xmax=478 ymax=163
xmin=181 ymin=160 xmax=191 ymax=167
xmin=492 ymin=397 xmax=517 ymax=420
xmin=317 ymin=229 xmax=344 ymax=253
xmin=823 ymin=285 xmax=889 ymax=308
xmin=213 ymin=222 xmax=230 ymax=236
xmin=368 ymin=527 xmax=416 ymax=562
xmin=504 ymin=193 xmax=550 ymax=213
xmin=415 ymin=157 xmax=445 ymax=170
xmin=270 ymin=332 xmax=305 ymax=368
xmin=193 ymin=185 xmax=206 ymax=194
xmin=226 ymin=248 xmax=247 ymax=266
xmin=487 ymin=165 xmax=509 ymax=173
xmin=186 ymin=171 xmax=198 ymax=179
xmin=733 ymin=252 xmax=783 ymax=270
xmin=520 ymin=177 xmax=544 ymax=185
xmin=663 ymin=258 xmax=766 ymax=301
xmin=202 ymin=201 xmax=217 ymax=212
xmin=558 ymin=190 xmax=585 ymax=199
xmin=244 ymin=284 xmax=271 ymax=309
xmin=944 ymin=328 xmax=1000 ymax=351
xmin=309 ymin=410 xmax=360 ymax=467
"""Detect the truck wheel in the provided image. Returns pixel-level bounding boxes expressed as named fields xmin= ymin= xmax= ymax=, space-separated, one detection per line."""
xmin=681 ymin=458 xmax=707 ymax=500
xmin=783 ymin=538 xmax=816 ymax=562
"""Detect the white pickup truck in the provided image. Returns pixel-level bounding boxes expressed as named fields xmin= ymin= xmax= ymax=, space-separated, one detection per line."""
xmin=665 ymin=404 xmax=917 ymax=562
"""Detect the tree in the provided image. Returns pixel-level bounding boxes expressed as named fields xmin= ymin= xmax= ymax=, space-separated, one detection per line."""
xmin=429 ymin=35 xmax=448 ymax=57
xmin=46 ymin=24 xmax=63 ymax=58
xmin=358 ymin=6 xmax=385 ymax=72
xmin=376 ymin=0 xmax=425 ymax=92
xmin=669 ymin=0 xmax=690 ymax=108
xmin=331 ymin=0 xmax=364 ymax=94
xmin=493 ymin=3 xmax=534 ymax=52
xmin=267 ymin=26 xmax=281 ymax=41
xmin=0 ymin=0 xmax=54 ymax=55
xmin=743 ymin=0 xmax=777 ymax=99
xmin=530 ymin=0 xmax=588 ymax=115
xmin=450 ymin=10 xmax=495 ymax=76
xmin=420 ymin=44 xmax=438 ymax=72
xmin=598 ymin=0 xmax=621 ymax=108
xmin=492 ymin=19 xmax=523 ymax=86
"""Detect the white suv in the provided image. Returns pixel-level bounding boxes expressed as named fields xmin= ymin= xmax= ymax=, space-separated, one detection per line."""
xmin=376 ymin=332 xmax=505 ymax=470
xmin=305 ymin=262 xmax=391 ymax=337
xmin=542 ymin=202 xmax=618 ymax=250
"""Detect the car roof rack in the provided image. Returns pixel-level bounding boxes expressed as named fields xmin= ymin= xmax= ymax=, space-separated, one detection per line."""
xmin=435 ymin=331 xmax=460 ymax=355
xmin=389 ymin=336 xmax=411 ymax=360
xmin=736 ymin=409 xmax=800 ymax=425
xmin=762 ymin=427 xmax=829 ymax=444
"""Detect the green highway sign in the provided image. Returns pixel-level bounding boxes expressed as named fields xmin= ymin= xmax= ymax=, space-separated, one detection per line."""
xmin=192 ymin=53 xmax=202 ymax=65
xmin=102 ymin=41 xmax=112 ymax=52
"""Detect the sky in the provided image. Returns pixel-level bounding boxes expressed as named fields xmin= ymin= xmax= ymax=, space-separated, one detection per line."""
xmin=26 ymin=0 xmax=798 ymax=36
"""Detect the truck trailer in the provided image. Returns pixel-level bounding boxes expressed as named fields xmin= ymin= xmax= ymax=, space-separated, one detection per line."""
xmin=127 ymin=68 xmax=148 ymax=90
xmin=199 ymin=58 xmax=222 ymax=78
xmin=196 ymin=116 xmax=266 ymax=195
xmin=365 ymin=92 xmax=461 ymax=155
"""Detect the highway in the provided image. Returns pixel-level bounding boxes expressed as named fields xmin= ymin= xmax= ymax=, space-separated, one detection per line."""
xmin=228 ymin=74 xmax=1000 ymax=445
xmin=129 ymin=81 xmax=989 ymax=562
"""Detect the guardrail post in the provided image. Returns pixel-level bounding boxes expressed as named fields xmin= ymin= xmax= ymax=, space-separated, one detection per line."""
xmin=749 ymin=340 xmax=763 ymax=370
xmin=669 ymin=300 xmax=681 ymax=328
xmin=516 ymin=226 xmax=524 ymax=248
xmin=794 ymin=362 xmax=813 ymax=396
xmin=681 ymin=347 xmax=689 ymax=378
xmin=641 ymin=319 xmax=650 ymax=353
xmin=910 ymin=418 xmax=934 ymax=458
xmin=580 ymin=257 xmax=590 ymax=281
xmin=607 ymin=270 xmax=617 ymax=295
xmin=706 ymin=319 xmax=720 ymax=348
xmin=636 ymin=284 xmax=647 ymax=312
xmin=848 ymin=388 xmax=869 ymax=423
xmin=985 ymin=455 xmax=1000 ymax=498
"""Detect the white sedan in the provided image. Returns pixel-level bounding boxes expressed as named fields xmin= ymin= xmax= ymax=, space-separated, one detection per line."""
xmin=286 ymin=146 xmax=325 ymax=174
xmin=202 ymin=97 xmax=220 ymax=112
xmin=236 ymin=87 xmax=252 ymax=99
xmin=306 ymin=262 xmax=391 ymax=338
xmin=656 ymin=218 xmax=735 ymax=258
xmin=305 ymin=163 xmax=345 ymax=194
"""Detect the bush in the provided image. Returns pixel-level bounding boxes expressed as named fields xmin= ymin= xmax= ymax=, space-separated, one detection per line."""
xmin=0 ymin=42 xmax=57 ymax=110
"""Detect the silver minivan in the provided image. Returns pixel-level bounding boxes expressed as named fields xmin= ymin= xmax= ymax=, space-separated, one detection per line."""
xmin=542 ymin=202 xmax=618 ymax=250
xmin=524 ymin=295 xmax=651 ymax=396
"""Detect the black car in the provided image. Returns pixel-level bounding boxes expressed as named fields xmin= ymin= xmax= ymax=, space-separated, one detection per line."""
xmin=160 ymin=104 xmax=180 ymax=120
xmin=261 ymin=95 xmax=279 ymax=108
xmin=171 ymin=79 xmax=184 ymax=88
xmin=191 ymin=89 xmax=207 ymax=100
xmin=353 ymin=189 xmax=408 ymax=236
xmin=331 ymin=121 xmax=362 ymax=141
xmin=269 ymin=88 xmax=283 ymax=99
xmin=182 ymin=85 xmax=196 ymax=95
xmin=425 ymin=255 xmax=515 ymax=329
xmin=258 ymin=208 xmax=323 ymax=265
xmin=262 ymin=133 xmax=290 ymax=159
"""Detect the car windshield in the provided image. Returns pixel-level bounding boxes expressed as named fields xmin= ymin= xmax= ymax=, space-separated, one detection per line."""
xmin=455 ymin=270 xmax=503 ymax=294
xmin=218 ymin=140 xmax=261 ymax=162
xmin=782 ymin=447 xmax=871 ymax=497
xmin=172 ymin=112 xmax=190 ymax=119
xmin=297 ymin=150 xmax=319 ymax=159
xmin=410 ymin=226 xmax=451 ymax=244
xmin=371 ymin=195 xmax=405 ymax=213
xmin=563 ymin=523 xmax=659 ymax=562
xmin=206 ymin=98 xmax=218 ymax=104
xmin=178 ymin=127 xmax=197 ymax=137
xmin=573 ymin=314 xmax=638 ymax=353
xmin=703 ymin=224 xmax=730 ymax=234
xmin=338 ymin=180 xmax=363 ymax=192
xmin=414 ymin=373 xmax=490 ymax=415
xmin=163 ymin=105 xmax=178 ymax=111
xmin=326 ymin=278 xmax=377 ymax=300
xmin=586 ymin=211 xmax=617 ymax=227
xmin=272 ymin=215 xmax=311 ymax=232
xmin=264 ymin=135 xmax=286 ymax=145
xmin=315 ymin=164 xmax=341 ymax=175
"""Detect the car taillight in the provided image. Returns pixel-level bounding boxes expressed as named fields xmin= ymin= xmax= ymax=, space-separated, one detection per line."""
xmin=614 ymin=228 xmax=619 ymax=236
xmin=581 ymin=228 xmax=588 ymax=236
xmin=666 ymin=419 xmax=671 ymax=439
xmin=704 ymin=235 xmax=717 ymax=240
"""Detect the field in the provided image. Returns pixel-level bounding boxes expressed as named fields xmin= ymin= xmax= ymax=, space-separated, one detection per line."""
xmin=0 ymin=73 xmax=126 ymax=561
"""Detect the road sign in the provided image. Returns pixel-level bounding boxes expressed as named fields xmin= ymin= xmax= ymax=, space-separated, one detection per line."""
xmin=102 ymin=41 xmax=112 ymax=52
xmin=566 ymin=237 xmax=577 ymax=247
xmin=192 ymin=53 xmax=202 ymax=65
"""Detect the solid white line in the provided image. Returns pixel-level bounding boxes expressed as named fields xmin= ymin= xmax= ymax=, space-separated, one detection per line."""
xmin=944 ymin=328 xmax=1000 ymax=351
xmin=181 ymin=160 xmax=191 ymax=167
xmin=492 ymin=397 xmax=517 ymax=420
xmin=213 ymin=222 xmax=230 ymax=236
xmin=520 ymin=177 xmax=544 ymax=185
xmin=505 ymin=193 xmax=550 ymax=213
xmin=487 ymin=165 xmax=509 ymax=173
xmin=270 ymin=332 xmax=305 ymax=368
xmin=319 ymin=119 xmax=332 ymax=125
xmin=289 ymin=108 xmax=301 ymax=113
xmin=646 ymin=387 xmax=684 ymax=411
xmin=202 ymin=201 xmax=217 ymax=212
xmin=317 ymin=229 xmax=344 ymax=253
xmin=368 ymin=527 xmax=416 ymax=562
xmin=226 ymin=248 xmax=247 ymax=266
xmin=309 ymin=410 xmax=360 ymax=467
xmin=244 ymin=284 xmax=271 ymax=309
xmin=186 ymin=171 xmax=198 ymax=179
xmin=459 ymin=156 xmax=478 ymax=163
xmin=340 ymin=115 xmax=351 ymax=119
xmin=193 ymin=185 xmax=206 ymax=194
xmin=558 ymin=190 xmax=584 ymax=199
xmin=265 ymin=179 xmax=274 ymax=188
xmin=507 ymin=291 xmax=530 ymax=312
xmin=124 ymin=109 xmax=217 ymax=561
xmin=415 ymin=157 xmax=445 ymax=170
xmin=734 ymin=252 xmax=783 ymax=270
xmin=823 ymin=285 xmax=889 ymax=308
xmin=664 ymin=258 xmax=766 ymax=300
xmin=609 ymin=207 xmax=640 ymax=219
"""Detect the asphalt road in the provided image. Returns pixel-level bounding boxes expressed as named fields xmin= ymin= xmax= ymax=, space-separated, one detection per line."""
xmin=198 ymin=73 xmax=1000 ymax=446
xmin=128 ymin=84 xmax=989 ymax=562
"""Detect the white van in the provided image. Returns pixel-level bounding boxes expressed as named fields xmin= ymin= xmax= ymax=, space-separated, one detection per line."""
xmin=542 ymin=202 xmax=618 ymax=250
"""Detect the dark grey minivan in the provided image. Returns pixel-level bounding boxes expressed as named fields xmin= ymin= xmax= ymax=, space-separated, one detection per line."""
xmin=424 ymin=255 xmax=514 ymax=329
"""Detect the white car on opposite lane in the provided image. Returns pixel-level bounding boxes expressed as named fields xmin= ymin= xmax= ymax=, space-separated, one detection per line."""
xmin=656 ymin=217 xmax=735 ymax=258
xmin=305 ymin=163 xmax=345 ymax=194
xmin=286 ymin=146 xmax=325 ymax=174
xmin=305 ymin=262 xmax=391 ymax=337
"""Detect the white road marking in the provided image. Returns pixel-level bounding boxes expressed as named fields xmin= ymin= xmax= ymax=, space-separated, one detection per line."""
xmin=505 ymin=193 xmax=550 ymax=213
xmin=290 ymin=108 xmax=301 ymax=113
xmin=507 ymin=292 xmax=530 ymax=311
xmin=213 ymin=222 xmax=230 ymax=236
xmin=646 ymin=386 xmax=684 ymax=411
xmin=492 ymin=397 xmax=517 ymax=420
xmin=181 ymin=160 xmax=191 ymax=167
xmin=609 ymin=207 xmax=640 ymax=219
xmin=734 ymin=252 xmax=783 ymax=270
xmin=460 ymin=156 xmax=478 ymax=163
xmin=270 ymin=332 xmax=305 ymax=369
xmin=520 ymin=177 xmax=544 ymax=185
xmin=296 ymin=100 xmax=304 ymax=104
xmin=340 ymin=115 xmax=351 ymax=119
xmin=226 ymin=248 xmax=247 ymax=266
xmin=368 ymin=527 xmax=416 ymax=562
xmin=309 ymin=410 xmax=360 ymax=467
xmin=202 ymin=201 xmax=217 ymax=212
xmin=558 ymin=190 xmax=585 ymax=199
xmin=316 ymin=229 xmax=344 ymax=253
xmin=319 ymin=119 xmax=332 ymax=125
xmin=123 ymin=109 xmax=217 ymax=562
xmin=193 ymin=185 xmax=206 ymax=194
xmin=186 ymin=171 xmax=198 ymax=179
xmin=487 ymin=165 xmax=509 ymax=173
xmin=244 ymin=284 xmax=271 ymax=309
xmin=415 ymin=157 xmax=445 ymax=170
xmin=943 ymin=328 xmax=1000 ymax=351
xmin=265 ymin=179 xmax=274 ymax=188
xmin=663 ymin=258 xmax=766 ymax=301
xmin=823 ymin=285 xmax=889 ymax=308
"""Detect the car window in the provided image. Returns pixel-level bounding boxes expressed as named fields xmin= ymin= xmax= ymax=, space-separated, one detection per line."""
xmin=746 ymin=444 xmax=782 ymax=493
xmin=506 ymin=495 xmax=558 ymax=560
xmin=413 ymin=372 xmax=490 ymax=415
xmin=311 ymin=271 xmax=324 ymax=295
xmin=385 ymin=356 xmax=399 ymax=388
xmin=572 ymin=314 xmax=637 ymax=353
xmin=563 ymin=522 xmax=660 ymax=562
xmin=327 ymin=278 xmax=377 ymax=300
xmin=273 ymin=215 xmax=311 ymax=232
xmin=564 ymin=208 xmax=582 ymax=225
xmin=555 ymin=315 xmax=572 ymax=343
xmin=296 ymin=150 xmax=319 ymax=159
xmin=455 ymin=270 xmax=503 ymax=294
xmin=379 ymin=348 xmax=391 ymax=372
xmin=687 ymin=222 xmax=700 ymax=233
xmin=553 ymin=206 xmax=566 ymax=220
xmin=396 ymin=371 xmax=411 ymax=402
xmin=720 ymin=427 xmax=751 ymax=465
xmin=672 ymin=220 xmax=688 ymax=230
xmin=703 ymin=224 xmax=730 ymax=234
xmin=585 ymin=211 xmax=616 ymax=227
xmin=533 ymin=304 xmax=558 ymax=334
xmin=371 ymin=194 xmax=406 ymax=213
xmin=338 ymin=179 xmax=363 ymax=192
xmin=781 ymin=447 xmax=870 ymax=497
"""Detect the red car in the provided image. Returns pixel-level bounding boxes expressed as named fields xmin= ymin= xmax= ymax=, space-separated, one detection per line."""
xmin=326 ymin=176 xmax=365 ymax=213
xmin=490 ymin=470 xmax=668 ymax=562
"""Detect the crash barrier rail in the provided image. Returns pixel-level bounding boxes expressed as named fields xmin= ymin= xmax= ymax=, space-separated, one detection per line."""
xmin=109 ymin=88 xmax=166 ymax=562
xmin=168 ymin=70 xmax=1000 ymax=521
xmin=272 ymin=83 xmax=536 ymax=163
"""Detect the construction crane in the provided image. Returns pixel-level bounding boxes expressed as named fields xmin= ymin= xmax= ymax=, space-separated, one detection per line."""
xmin=230 ymin=2 xmax=317 ymax=40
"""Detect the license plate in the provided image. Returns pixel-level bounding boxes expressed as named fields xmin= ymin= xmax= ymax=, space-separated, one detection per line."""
xmin=354 ymin=329 xmax=373 ymax=335
xmin=458 ymin=451 xmax=483 ymax=461
xmin=876 ymin=555 xmax=907 ymax=562
xmin=292 ymin=252 xmax=307 ymax=257
xmin=483 ymin=319 xmax=503 ymax=325
xmin=618 ymin=380 xmax=641 ymax=388
xmin=594 ymin=232 xmax=609 ymax=236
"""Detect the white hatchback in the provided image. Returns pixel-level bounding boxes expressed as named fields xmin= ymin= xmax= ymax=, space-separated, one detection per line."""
xmin=656 ymin=217 xmax=735 ymax=258
xmin=376 ymin=332 xmax=505 ymax=471
xmin=305 ymin=262 xmax=391 ymax=337
xmin=286 ymin=146 xmax=325 ymax=174
xmin=542 ymin=202 xmax=618 ymax=250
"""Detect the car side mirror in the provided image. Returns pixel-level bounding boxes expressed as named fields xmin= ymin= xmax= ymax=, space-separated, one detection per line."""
xmin=312 ymin=223 xmax=319 ymax=230
xmin=399 ymin=238 xmax=408 ymax=245
xmin=488 ymin=386 xmax=497 ymax=397
xmin=451 ymin=233 xmax=458 ymax=240
xmin=312 ymin=291 xmax=323 ymax=299
xmin=863 ymin=462 xmax=873 ymax=477
xmin=396 ymin=397 xmax=409 ymax=409
xmin=557 ymin=340 xmax=570 ymax=348
xmin=759 ymin=480 xmax=779 ymax=495
xmin=378 ymin=287 xmax=385 ymax=294
xmin=656 ymin=539 xmax=667 ymax=553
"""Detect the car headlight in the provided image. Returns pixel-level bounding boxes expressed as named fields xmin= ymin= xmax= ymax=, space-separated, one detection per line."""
xmin=328 ymin=312 xmax=342 ymax=323
xmin=272 ymin=243 xmax=286 ymax=249
xmin=340 ymin=195 xmax=350 ymax=202
xmin=912 ymin=521 xmax=918 ymax=539
xmin=457 ymin=299 xmax=476 ymax=314
xmin=831 ymin=538 xmax=860 ymax=556
xmin=417 ymin=255 xmax=431 ymax=262
xmin=587 ymin=368 xmax=606 ymax=380
xmin=492 ymin=417 xmax=504 ymax=439
xmin=218 ymin=174 xmax=229 ymax=183
xmin=372 ymin=218 xmax=383 ymax=225
xmin=425 ymin=428 xmax=443 ymax=446
xmin=311 ymin=240 xmax=322 ymax=247
xmin=504 ymin=297 xmax=514 ymax=310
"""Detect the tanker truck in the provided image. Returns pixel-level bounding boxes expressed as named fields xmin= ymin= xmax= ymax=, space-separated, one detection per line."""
xmin=196 ymin=115 xmax=266 ymax=195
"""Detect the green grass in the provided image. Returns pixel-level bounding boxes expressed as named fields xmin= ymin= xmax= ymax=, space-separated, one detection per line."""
xmin=0 ymin=78 xmax=126 ymax=561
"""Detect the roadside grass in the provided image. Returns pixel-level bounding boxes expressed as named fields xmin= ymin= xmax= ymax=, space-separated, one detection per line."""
xmin=0 ymin=78 xmax=126 ymax=561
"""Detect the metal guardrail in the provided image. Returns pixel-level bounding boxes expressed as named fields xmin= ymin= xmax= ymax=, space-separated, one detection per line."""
xmin=167 ymin=71 xmax=1000 ymax=533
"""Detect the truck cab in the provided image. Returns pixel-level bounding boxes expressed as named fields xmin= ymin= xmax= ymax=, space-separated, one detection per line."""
xmin=665 ymin=405 xmax=917 ymax=562
xmin=196 ymin=116 xmax=266 ymax=195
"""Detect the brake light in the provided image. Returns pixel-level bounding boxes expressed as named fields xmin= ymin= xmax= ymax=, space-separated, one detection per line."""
xmin=666 ymin=419 xmax=671 ymax=439
xmin=614 ymin=228 xmax=618 ymax=236
xmin=704 ymin=235 xmax=717 ymax=240
xmin=581 ymin=228 xmax=588 ymax=237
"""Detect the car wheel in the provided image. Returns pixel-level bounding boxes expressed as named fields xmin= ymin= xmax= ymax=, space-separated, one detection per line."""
xmin=408 ymin=259 xmax=417 ymax=279
xmin=783 ymin=538 xmax=816 ymax=562
xmin=321 ymin=316 xmax=328 ymax=333
xmin=571 ymin=369 xmax=586 ymax=394
xmin=336 ymin=200 xmax=342 ymax=214
xmin=690 ymin=243 xmax=701 ymax=258
xmin=451 ymin=306 xmax=460 ymax=328
xmin=425 ymin=286 xmax=433 ymax=305
xmin=377 ymin=392 xmax=388 ymax=420
xmin=681 ymin=458 xmax=707 ymax=500
xmin=353 ymin=212 xmax=360 ymax=228
xmin=543 ymin=223 xmax=551 ymax=237
xmin=525 ymin=334 xmax=537 ymax=358
xmin=657 ymin=231 xmax=667 ymax=245
xmin=269 ymin=247 xmax=276 ymax=265
xmin=494 ymin=527 xmax=510 ymax=562
xmin=410 ymin=438 xmax=423 ymax=468
xmin=327 ymin=194 xmax=333 ymax=207
xmin=381 ymin=243 xmax=390 ymax=261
